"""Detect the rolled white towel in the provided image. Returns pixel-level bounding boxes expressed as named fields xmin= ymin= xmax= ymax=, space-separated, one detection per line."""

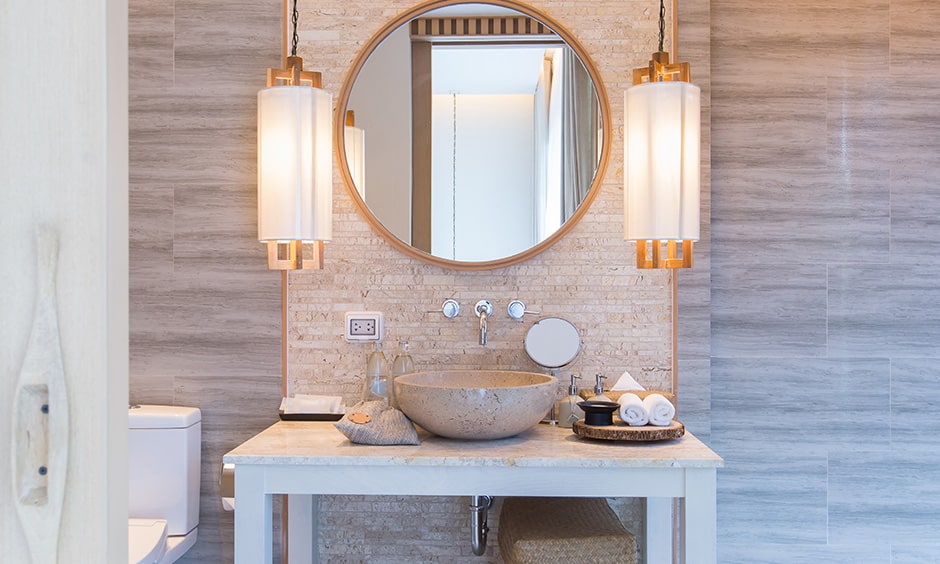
xmin=617 ymin=393 xmax=649 ymax=426
xmin=643 ymin=393 xmax=675 ymax=426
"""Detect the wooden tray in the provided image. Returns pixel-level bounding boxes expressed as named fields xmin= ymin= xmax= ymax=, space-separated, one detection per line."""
xmin=572 ymin=418 xmax=685 ymax=442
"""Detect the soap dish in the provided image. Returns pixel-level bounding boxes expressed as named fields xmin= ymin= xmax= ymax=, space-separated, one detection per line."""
xmin=577 ymin=401 xmax=620 ymax=426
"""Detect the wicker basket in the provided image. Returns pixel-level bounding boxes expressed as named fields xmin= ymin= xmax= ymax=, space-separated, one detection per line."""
xmin=498 ymin=497 xmax=637 ymax=563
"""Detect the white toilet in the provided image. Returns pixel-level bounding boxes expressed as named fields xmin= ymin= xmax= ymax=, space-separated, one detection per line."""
xmin=128 ymin=405 xmax=201 ymax=564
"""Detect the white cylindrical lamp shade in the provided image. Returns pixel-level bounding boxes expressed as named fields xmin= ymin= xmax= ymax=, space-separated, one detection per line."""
xmin=257 ymin=85 xmax=333 ymax=242
xmin=624 ymin=81 xmax=701 ymax=242
xmin=344 ymin=125 xmax=366 ymax=198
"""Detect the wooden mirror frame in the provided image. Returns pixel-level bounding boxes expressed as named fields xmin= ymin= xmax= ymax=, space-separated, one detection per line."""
xmin=334 ymin=0 xmax=612 ymax=271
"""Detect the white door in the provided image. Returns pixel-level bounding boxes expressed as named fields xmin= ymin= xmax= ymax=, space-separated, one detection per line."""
xmin=0 ymin=0 xmax=128 ymax=562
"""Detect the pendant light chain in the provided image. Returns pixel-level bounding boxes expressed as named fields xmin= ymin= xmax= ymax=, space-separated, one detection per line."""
xmin=658 ymin=0 xmax=665 ymax=52
xmin=290 ymin=0 xmax=299 ymax=57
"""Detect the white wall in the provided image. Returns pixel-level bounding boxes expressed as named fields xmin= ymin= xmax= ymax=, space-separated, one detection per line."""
xmin=1 ymin=0 xmax=128 ymax=561
xmin=347 ymin=25 xmax=413 ymax=244
xmin=430 ymin=94 xmax=536 ymax=261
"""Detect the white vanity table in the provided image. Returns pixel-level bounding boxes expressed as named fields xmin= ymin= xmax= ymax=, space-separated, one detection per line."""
xmin=224 ymin=421 xmax=721 ymax=563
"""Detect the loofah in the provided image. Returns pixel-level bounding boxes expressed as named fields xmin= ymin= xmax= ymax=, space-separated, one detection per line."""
xmin=334 ymin=400 xmax=420 ymax=445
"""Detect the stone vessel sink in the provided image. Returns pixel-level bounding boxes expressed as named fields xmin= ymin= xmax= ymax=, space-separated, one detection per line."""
xmin=394 ymin=370 xmax=557 ymax=440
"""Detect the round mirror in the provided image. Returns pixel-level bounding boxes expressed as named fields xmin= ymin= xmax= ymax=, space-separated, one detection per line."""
xmin=336 ymin=0 xmax=611 ymax=270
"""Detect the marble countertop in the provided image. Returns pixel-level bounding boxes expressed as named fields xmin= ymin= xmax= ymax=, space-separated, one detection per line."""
xmin=224 ymin=421 xmax=723 ymax=469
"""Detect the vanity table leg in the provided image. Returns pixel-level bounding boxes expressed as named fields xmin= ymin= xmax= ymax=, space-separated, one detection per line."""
xmin=287 ymin=494 xmax=318 ymax=564
xmin=646 ymin=497 xmax=673 ymax=563
xmin=679 ymin=468 xmax=717 ymax=564
xmin=234 ymin=466 xmax=273 ymax=563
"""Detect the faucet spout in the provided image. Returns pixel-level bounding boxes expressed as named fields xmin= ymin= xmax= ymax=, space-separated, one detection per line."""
xmin=474 ymin=300 xmax=494 ymax=346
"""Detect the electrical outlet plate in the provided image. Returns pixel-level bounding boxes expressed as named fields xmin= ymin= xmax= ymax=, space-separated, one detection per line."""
xmin=344 ymin=311 xmax=384 ymax=342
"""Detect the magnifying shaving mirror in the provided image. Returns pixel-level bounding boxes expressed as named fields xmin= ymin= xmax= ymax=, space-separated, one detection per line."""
xmin=335 ymin=0 xmax=612 ymax=270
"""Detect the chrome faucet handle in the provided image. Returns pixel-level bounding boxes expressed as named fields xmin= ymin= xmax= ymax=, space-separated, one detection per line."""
xmin=427 ymin=299 xmax=461 ymax=319
xmin=474 ymin=300 xmax=493 ymax=318
xmin=507 ymin=299 xmax=540 ymax=321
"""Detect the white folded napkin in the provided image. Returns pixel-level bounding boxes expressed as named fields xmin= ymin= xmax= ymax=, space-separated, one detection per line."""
xmin=280 ymin=394 xmax=345 ymax=414
xmin=611 ymin=370 xmax=646 ymax=391
xmin=642 ymin=393 xmax=675 ymax=426
xmin=617 ymin=393 xmax=649 ymax=426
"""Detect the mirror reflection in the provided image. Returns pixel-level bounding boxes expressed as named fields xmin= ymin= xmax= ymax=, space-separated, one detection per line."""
xmin=344 ymin=3 xmax=604 ymax=264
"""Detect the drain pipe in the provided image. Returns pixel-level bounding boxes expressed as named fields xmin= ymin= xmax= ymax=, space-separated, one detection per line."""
xmin=469 ymin=495 xmax=493 ymax=555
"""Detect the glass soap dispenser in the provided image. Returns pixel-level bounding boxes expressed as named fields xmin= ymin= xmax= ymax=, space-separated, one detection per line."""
xmin=363 ymin=341 xmax=389 ymax=404
xmin=389 ymin=340 xmax=414 ymax=408
xmin=556 ymin=374 xmax=584 ymax=428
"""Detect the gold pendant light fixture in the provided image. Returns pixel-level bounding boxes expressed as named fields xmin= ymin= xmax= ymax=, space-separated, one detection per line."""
xmin=257 ymin=0 xmax=333 ymax=270
xmin=624 ymin=0 xmax=701 ymax=269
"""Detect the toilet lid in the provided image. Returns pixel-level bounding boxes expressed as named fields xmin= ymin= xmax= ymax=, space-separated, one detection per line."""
xmin=128 ymin=518 xmax=167 ymax=564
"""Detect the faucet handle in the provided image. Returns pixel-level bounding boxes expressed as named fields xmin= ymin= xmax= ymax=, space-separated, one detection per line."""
xmin=474 ymin=300 xmax=494 ymax=317
xmin=427 ymin=299 xmax=460 ymax=319
xmin=507 ymin=299 xmax=540 ymax=321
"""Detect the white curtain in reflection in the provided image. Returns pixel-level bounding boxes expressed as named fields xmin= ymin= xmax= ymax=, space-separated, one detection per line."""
xmin=533 ymin=53 xmax=554 ymax=241
xmin=560 ymin=46 xmax=598 ymax=222
xmin=543 ymin=49 xmax=565 ymax=238
xmin=534 ymin=48 xmax=599 ymax=240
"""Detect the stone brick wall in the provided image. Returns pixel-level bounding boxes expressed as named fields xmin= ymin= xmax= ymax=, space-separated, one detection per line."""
xmin=288 ymin=1 xmax=680 ymax=561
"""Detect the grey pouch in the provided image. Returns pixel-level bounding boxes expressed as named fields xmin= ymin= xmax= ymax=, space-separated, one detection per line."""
xmin=334 ymin=400 xmax=420 ymax=445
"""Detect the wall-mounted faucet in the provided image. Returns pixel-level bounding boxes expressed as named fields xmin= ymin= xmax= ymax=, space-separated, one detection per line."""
xmin=474 ymin=300 xmax=493 ymax=345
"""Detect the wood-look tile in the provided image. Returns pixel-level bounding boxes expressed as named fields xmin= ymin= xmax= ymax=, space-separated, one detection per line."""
xmin=129 ymin=88 xmax=257 ymax=185
xmin=712 ymin=0 xmax=889 ymax=78
xmin=890 ymin=359 xmax=940 ymax=447
xmin=712 ymin=265 xmax=827 ymax=357
xmin=829 ymin=265 xmax=940 ymax=357
xmin=711 ymin=166 xmax=889 ymax=265
xmin=720 ymin=543 xmax=891 ymax=564
xmin=128 ymin=0 xmax=174 ymax=87
xmin=176 ymin=376 xmax=282 ymax=436
xmin=826 ymin=78 xmax=892 ymax=170
xmin=711 ymin=358 xmax=890 ymax=449
xmin=173 ymin=0 xmax=281 ymax=88
xmin=173 ymin=183 xmax=267 ymax=268
xmin=883 ymin=78 xmax=940 ymax=167
xmin=128 ymin=371 xmax=176 ymax=406
xmin=829 ymin=449 xmax=940 ymax=545
xmin=892 ymin=545 xmax=940 ymax=563
xmin=129 ymin=184 xmax=174 ymax=290
xmin=679 ymin=178 xmax=711 ymax=361
xmin=677 ymin=359 xmax=710 ymax=442
xmin=892 ymin=163 xmax=940 ymax=263
xmin=826 ymin=76 xmax=940 ymax=175
xmin=890 ymin=0 xmax=940 ymax=74
xmin=716 ymin=450 xmax=828 ymax=544
xmin=711 ymin=79 xmax=827 ymax=170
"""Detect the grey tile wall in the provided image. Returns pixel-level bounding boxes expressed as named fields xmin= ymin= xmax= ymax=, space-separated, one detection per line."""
xmin=128 ymin=0 xmax=285 ymax=561
xmin=711 ymin=0 xmax=940 ymax=561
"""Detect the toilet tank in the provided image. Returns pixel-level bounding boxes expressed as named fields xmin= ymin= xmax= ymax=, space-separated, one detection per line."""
xmin=128 ymin=405 xmax=201 ymax=536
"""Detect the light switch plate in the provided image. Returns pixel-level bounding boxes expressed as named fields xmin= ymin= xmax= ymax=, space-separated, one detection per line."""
xmin=344 ymin=311 xmax=384 ymax=342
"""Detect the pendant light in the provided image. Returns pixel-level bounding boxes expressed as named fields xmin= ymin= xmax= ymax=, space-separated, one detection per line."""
xmin=624 ymin=0 xmax=700 ymax=269
xmin=257 ymin=0 xmax=332 ymax=270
